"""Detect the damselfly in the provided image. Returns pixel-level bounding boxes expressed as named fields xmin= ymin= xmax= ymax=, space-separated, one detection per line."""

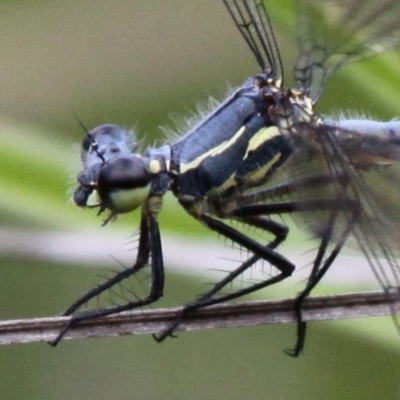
xmin=51 ymin=0 xmax=400 ymax=356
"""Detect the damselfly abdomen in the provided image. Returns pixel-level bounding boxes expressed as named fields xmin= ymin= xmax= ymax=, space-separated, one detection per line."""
xmin=51 ymin=0 xmax=400 ymax=356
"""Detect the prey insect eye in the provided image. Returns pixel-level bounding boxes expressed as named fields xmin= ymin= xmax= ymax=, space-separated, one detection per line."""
xmin=73 ymin=165 xmax=102 ymax=207
xmin=73 ymin=185 xmax=100 ymax=208
xmin=97 ymin=156 xmax=151 ymax=213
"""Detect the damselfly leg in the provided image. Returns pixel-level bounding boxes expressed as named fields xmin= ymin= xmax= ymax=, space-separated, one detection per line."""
xmin=49 ymin=206 xmax=164 ymax=346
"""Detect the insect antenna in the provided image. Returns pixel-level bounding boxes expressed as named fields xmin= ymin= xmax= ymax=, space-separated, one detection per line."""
xmin=72 ymin=112 xmax=106 ymax=163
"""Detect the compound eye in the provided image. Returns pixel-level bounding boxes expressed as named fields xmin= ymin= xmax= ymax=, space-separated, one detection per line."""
xmin=97 ymin=157 xmax=151 ymax=213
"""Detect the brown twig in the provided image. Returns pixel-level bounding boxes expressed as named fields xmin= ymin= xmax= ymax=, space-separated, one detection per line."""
xmin=1 ymin=291 xmax=399 ymax=346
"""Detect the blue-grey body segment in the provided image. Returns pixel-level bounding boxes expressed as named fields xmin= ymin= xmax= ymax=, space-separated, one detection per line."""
xmin=169 ymin=79 xmax=291 ymax=199
xmin=173 ymin=114 xmax=268 ymax=198
xmin=171 ymin=79 xmax=262 ymax=164
xmin=328 ymin=119 xmax=400 ymax=139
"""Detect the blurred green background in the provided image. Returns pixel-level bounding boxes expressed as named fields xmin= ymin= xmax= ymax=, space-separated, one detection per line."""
xmin=2 ymin=1 xmax=400 ymax=399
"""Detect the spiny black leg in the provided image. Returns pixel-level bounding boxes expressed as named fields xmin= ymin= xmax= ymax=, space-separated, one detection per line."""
xmin=61 ymin=216 xmax=150 ymax=317
xmin=287 ymin=206 xmax=360 ymax=357
xmin=154 ymin=253 xmax=294 ymax=342
xmin=154 ymin=198 xmax=359 ymax=348
xmin=236 ymin=173 xmax=350 ymax=208
xmin=155 ymin=201 xmax=341 ymax=342
xmin=239 ymin=215 xmax=289 ymax=248
xmin=233 ymin=198 xmax=358 ymax=217
xmin=153 ymin=213 xmax=295 ymax=342
xmin=161 ymin=199 xmax=358 ymax=356
xmin=284 ymin=215 xmax=333 ymax=357
xmin=235 ymin=198 xmax=362 ymax=355
xmin=49 ymin=215 xmax=164 ymax=347
xmin=202 ymin=215 xmax=293 ymax=270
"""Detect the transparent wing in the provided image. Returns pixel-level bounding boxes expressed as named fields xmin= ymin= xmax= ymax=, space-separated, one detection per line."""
xmin=295 ymin=0 xmax=400 ymax=103
xmin=223 ymin=0 xmax=283 ymax=80
xmin=283 ymin=120 xmax=400 ymax=289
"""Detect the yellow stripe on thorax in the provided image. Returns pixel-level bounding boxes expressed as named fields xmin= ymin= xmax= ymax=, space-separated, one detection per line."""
xmin=179 ymin=126 xmax=246 ymax=173
xmin=244 ymin=152 xmax=282 ymax=186
xmin=243 ymin=126 xmax=280 ymax=160
xmin=208 ymin=126 xmax=283 ymax=196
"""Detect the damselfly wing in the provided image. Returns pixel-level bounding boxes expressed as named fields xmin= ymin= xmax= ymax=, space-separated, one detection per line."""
xmin=51 ymin=0 xmax=400 ymax=356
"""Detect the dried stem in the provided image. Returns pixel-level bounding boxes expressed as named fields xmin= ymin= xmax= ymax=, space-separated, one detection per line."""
xmin=1 ymin=291 xmax=399 ymax=346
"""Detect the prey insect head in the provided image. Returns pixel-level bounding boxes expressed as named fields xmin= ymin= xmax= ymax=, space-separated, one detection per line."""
xmin=80 ymin=124 xmax=137 ymax=166
xmin=73 ymin=124 xmax=151 ymax=217
xmin=74 ymin=164 xmax=102 ymax=208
